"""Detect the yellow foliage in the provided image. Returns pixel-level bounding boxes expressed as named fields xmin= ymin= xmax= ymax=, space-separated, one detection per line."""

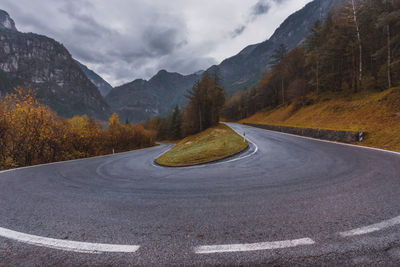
xmin=108 ymin=113 xmax=120 ymax=128
xmin=0 ymin=86 xmax=155 ymax=170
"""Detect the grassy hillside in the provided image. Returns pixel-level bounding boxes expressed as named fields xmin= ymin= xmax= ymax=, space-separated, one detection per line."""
xmin=156 ymin=124 xmax=248 ymax=167
xmin=241 ymin=88 xmax=400 ymax=152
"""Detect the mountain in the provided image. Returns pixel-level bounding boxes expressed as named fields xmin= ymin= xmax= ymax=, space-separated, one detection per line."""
xmin=0 ymin=10 xmax=17 ymax=31
xmin=106 ymin=70 xmax=201 ymax=123
xmin=107 ymin=0 xmax=341 ymax=123
xmin=76 ymin=60 xmax=113 ymax=97
xmin=210 ymin=0 xmax=342 ymax=94
xmin=0 ymin=10 xmax=110 ymax=120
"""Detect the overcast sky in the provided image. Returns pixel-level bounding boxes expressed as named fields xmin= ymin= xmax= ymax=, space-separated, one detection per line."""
xmin=1 ymin=0 xmax=311 ymax=86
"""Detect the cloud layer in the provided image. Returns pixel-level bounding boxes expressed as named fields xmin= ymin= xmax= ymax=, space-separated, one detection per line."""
xmin=1 ymin=0 xmax=310 ymax=86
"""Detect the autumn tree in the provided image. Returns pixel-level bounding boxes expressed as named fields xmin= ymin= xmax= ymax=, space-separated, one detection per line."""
xmin=269 ymin=44 xmax=288 ymax=67
xmin=67 ymin=115 xmax=102 ymax=158
xmin=221 ymin=0 xmax=400 ymax=124
xmin=170 ymin=105 xmax=183 ymax=140
xmin=306 ymin=20 xmax=323 ymax=94
xmin=375 ymin=0 xmax=400 ymax=88
xmin=269 ymin=44 xmax=289 ymax=104
xmin=183 ymin=73 xmax=225 ymax=135
xmin=0 ymin=87 xmax=155 ymax=170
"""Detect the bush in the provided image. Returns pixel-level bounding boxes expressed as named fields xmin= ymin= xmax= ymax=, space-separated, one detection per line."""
xmin=0 ymin=87 xmax=156 ymax=170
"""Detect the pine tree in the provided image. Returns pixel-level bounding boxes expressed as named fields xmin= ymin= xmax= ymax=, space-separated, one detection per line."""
xmin=183 ymin=73 xmax=225 ymax=135
xmin=306 ymin=20 xmax=323 ymax=94
xmin=269 ymin=44 xmax=288 ymax=67
xmin=171 ymin=105 xmax=182 ymax=140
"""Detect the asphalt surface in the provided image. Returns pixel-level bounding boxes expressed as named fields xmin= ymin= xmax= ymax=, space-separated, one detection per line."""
xmin=0 ymin=123 xmax=400 ymax=266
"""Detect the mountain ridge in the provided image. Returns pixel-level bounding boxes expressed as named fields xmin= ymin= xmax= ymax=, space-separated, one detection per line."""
xmin=106 ymin=69 xmax=201 ymax=123
xmin=0 ymin=0 xmax=342 ymax=123
xmin=107 ymin=0 xmax=342 ymax=123
xmin=0 ymin=10 xmax=17 ymax=31
xmin=0 ymin=10 xmax=111 ymax=120
xmin=211 ymin=0 xmax=342 ymax=94
xmin=76 ymin=60 xmax=113 ymax=97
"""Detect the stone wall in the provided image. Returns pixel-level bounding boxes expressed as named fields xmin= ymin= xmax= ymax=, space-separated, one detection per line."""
xmin=244 ymin=123 xmax=365 ymax=143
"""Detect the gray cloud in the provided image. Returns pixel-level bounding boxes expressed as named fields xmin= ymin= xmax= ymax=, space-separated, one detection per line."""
xmin=1 ymin=0 xmax=311 ymax=86
xmin=273 ymin=0 xmax=289 ymax=4
xmin=143 ymin=26 xmax=187 ymax=57
xmin=231 ymin=25 xmax=246 ymax=38
xmin=251 ymin=1 xmax=271 ymax=17
xmin=231 ymin=0 xmax=272 ymax=39
xmin=230 ymin=0 xmax=291 ymax=39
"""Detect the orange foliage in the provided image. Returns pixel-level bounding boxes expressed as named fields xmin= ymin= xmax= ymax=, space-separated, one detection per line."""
xmin=0 ymin=86 xmax=155 ymax=170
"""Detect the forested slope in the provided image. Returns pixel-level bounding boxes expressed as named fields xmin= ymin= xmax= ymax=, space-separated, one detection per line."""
xmin=223 ymin=0 xmax=399 ymax=120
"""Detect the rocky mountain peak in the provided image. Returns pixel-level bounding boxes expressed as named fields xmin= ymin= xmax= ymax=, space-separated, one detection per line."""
xmin=0 ymin=10 xmax=17 ymax=31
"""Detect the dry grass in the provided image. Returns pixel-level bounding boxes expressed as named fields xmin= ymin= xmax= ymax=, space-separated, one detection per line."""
xmin=241 ymin=87 xmax=400 ymax=152
xmin=155 ymin=124 xmax=248 ymax=167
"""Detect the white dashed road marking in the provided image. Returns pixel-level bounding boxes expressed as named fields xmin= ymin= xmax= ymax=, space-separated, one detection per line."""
xmin=194 ymin=238 xmax=315 ymax=254
xmin=339 ymin=215 xmax=400 ymax=237
xmin=0 ymin=227 xmax=140 ymax=254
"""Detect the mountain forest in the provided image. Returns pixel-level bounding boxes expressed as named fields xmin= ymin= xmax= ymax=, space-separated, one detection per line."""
xmin=222 ymin=0 xmax=399 ymax=120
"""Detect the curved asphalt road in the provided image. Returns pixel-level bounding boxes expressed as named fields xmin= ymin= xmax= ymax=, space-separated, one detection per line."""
xmin=1 ymin=123 xmax=400 ymax=266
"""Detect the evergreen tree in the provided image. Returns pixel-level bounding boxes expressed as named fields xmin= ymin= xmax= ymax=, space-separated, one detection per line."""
xmin=306 ymin=20 xmax=323 ymax=94
xmin=171 ymin=105 xmax=182 ymax=140
xmin=183 ymin=73 xmax=225 ymax=135
xmin=270 ymin=44 xmax=289 ymax=104
xmin=269 ymin=44 xmax=288 ymax=67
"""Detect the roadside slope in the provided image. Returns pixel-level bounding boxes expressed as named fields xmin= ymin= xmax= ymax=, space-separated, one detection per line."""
xmin=241 ymin=88 xmax=400 ymax=152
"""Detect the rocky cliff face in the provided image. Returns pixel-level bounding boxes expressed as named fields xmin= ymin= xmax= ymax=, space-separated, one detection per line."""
xmin=76 ymin=60 xmax=113 ymax=97
xmin=0 ymin=10 xmax=17 ymax=31
xmin=0 ymin=10 xmax=110 ymax=120
xmin=106 ymin=70 xmax=201 ymax=123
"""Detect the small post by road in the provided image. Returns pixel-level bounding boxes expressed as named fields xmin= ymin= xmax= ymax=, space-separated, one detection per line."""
xmin=243 ymin=132 xmax=246 ymax=142
xmin=112 ymin=148 xmax=115 ymax=154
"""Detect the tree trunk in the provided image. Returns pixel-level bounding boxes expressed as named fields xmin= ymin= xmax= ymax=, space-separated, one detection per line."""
xmin=198 ymin=107 xmax=203 ymax=132
xmin=387 ymin=24 xmax=392 ymax=89
xmin=351 ymin=0 xmax=362 ymax=84
xmin=281 ymin=79 xmax=285 ymax=104
xmin=316 ymin=57 xmax=320 ymax=95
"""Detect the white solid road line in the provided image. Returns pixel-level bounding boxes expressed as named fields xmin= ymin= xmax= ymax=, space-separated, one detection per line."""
xmin=219 ymin=136 xmax=258 ymax=164
xmin=151 ymin=143 xmax=175 ymax=168
xmin=0 ymin=147 xmax=156 ymax=175
xmin=246 ymin=124 xmax=400 ymax=156
xmin=194 ymin=238 xmax=315 ymax=254
xmin=339 ymin=215 xmax=400 ymax=237
xmin=213 ymin=122 xmax=258 ymax=164
xmin=0 ymin=227 xmax=140 ymax=254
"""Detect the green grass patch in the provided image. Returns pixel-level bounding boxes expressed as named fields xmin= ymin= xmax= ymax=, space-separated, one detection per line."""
xmin=155 ymin=124 xmax=248 ymax=167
